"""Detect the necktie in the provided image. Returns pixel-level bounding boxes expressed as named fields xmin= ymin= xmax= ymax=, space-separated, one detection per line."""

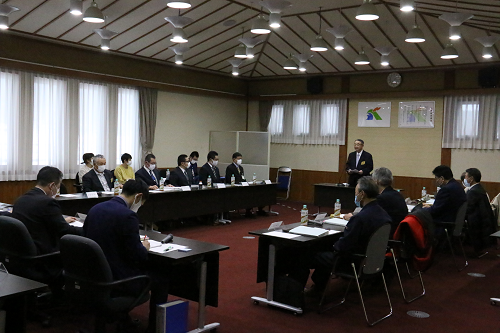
xmin=149 ymin=170 xmax=157 ymax=184
xmin=356 ymin=153 xmax=360 ymax=167
xmin=183 ymin=169 xmax=189 ymax=180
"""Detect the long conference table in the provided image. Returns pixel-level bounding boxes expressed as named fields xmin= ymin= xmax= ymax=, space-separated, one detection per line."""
xmin=56 ymin=183 xmax=277 ymax=224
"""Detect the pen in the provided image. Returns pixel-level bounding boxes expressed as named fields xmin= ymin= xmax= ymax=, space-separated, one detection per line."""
xmin=164 ymin=246 xmax=173 ymax=252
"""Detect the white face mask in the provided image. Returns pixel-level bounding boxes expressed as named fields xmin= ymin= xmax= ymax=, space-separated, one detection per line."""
xmin=130 ymin=194 xmax=142 ymax=213
xmin=97 ymin=165 xmax=106 ymax=173
xmin=212 ymin=160 xmax=218 ymax=167
xmin=236 ymin=159 xmax=242 ymax=165
xmin=186 ymin=161 xmax=191 ymax=168
xmin=127 ymin=161 xmax=132 ymax=166
xmin=148 ymin=163 xmax=156 ymax=171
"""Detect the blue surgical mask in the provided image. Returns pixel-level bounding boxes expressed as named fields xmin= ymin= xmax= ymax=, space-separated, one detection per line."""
xmin=463 ymin=179 xmax=470 ymax=188
xmin=354 ymin=194 xmax=361 ymax=207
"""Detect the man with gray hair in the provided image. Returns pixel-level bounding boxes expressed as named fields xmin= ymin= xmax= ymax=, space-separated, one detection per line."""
xmin=82 ymin=154 xmax=114 ymax=192
xmin=372 ymin=167 xmax=408 ymax=237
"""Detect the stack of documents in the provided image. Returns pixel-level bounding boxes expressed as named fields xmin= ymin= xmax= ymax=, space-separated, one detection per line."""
xmin=288 ymin=226 xmax=328 ymax=237
xmin=147 ymin=240 xmax=188 ymax=254
xmin=323 ymin=218 xmax=349 ymax=227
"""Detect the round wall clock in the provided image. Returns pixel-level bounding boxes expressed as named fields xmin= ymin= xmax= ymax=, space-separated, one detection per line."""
xmin=387 ymin=72 xmax=402 ymax=87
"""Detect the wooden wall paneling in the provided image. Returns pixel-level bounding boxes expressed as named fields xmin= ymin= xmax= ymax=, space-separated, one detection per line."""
xmin=441 ymin=148 xmax=452 ymax=166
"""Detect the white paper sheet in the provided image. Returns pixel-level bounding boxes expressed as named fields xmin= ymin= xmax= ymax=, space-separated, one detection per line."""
xmin=59 ymin=194 xmax=79 ymax=198
xmin=323 ymin=218 xmax=348 ymax=227
xmin=263 ymin=231 xmax=301 ymax=239
xmin=148 ymin=243 xmax=188 ymax=254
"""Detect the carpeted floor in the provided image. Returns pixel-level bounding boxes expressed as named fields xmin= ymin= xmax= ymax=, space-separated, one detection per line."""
xmin=27 ymin=201 xmax=500 ymax=333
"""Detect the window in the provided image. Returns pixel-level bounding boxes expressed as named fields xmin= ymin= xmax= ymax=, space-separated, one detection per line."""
xmin=116 ymin=87 xmax=140 ymax=165
xmin=496 ymin=107 xmax=500 ymax=140
xmin=0 ymin=71 xmax=19 ymax=166
xmin=321 ymin=104 xmax=339 ymax=136
xmin=268 ymin=104 xmax=283 ymax=135
xmin=456 ymin=102 xmax=479 ymax=138
xmin=292 ymin=104 xmax=310 ymax=135
xmin=33 ymin=76 xmax=67 ymax=166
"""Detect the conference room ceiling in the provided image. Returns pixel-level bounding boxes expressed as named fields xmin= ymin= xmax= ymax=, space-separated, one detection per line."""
xmin=3 ymin=0 xmax=500 ymax=78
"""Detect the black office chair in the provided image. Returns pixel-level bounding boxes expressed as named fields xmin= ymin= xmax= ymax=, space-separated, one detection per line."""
xmin=0 ymin=216 xmax=61 ymax=327
xmin=435 ymin=202 xmax=468 ymax=271
xmin=319 ymin=224 xmax=392 ymax=326
xmin=60 ymin=235 xmax=150 ymax=333
xmin=73 ymin=172 xmax=83 ymax=193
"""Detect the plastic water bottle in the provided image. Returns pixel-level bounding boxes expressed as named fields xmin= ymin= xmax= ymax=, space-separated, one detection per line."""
xmin=253 ymin=173 xmax=257 ymax=184
xmin=334 ymin=199 xmax=341 ymax=217
xmin=231 ymin=174 xmax=235 ymax=186
xmin=207 ymin=175 xmax=212 ymax=187
xmin=159 ymin=177 xmax=165 ymax=191
xmin=421 ymin=187 xmax=427 ymax=198
xmin=198 ymin=181 xmax=202 ymax=190
xmin=300 ymin=205 xmax=308 ymax=225
xmin=166 ymin=169 xmax=170 ymax=181
xmin=114 ymin=179 xmax=120 ymax=195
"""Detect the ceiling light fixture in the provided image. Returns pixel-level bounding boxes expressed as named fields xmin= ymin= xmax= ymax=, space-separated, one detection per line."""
xmin=283 ymin=54 xmax=297 ymax=70
xmin=326 ymin=25 xmax=352 ymax=51
xmin=0 ymin=3 xmax=19 ymax=30
xmin=165 ymin=15 xmax=193 ymax=43
xmin=70 ymin=0 xmax=83 ymax=16
xmin=167 ymin=1 xmax=191 ymax=9
xmin=83 ymin=1 xmax=104 ymax=23
xmin=400 ymin=0 xmax=415 ymax=12
xmin=294 ymin=54 xmax=313 ymax=72
xmin=475 ymin=36 xmax=500 ymax=59
xmin=374 ymin=46 xmax=397 ymax=66
xmin=169 ymin=45 xmax=190 ymax=64
xmin=441 ymin=44 xmax=458 ymax=59
xmin=239 ymin=37 xmax=264 ymax=59
xmin=310 ymin=7 xmax=328 ymax=52
xmin=251 ymin=10 xmax=271 ymax=34
xmin=405 ymin=9 xmax=425 ymax=43
xmin=235 ymin=44 xmax=247 ymax=58
xmin=354 ymin=48 xmax=370 ymax=65
xmin=260 ymin=0 xmax=292 ymax=29
xmin=94 ymin=28 xmax=118 ymax=50
xmin=356 ymin=0 xmax=379 ymax=21
xmin=228 ymin=59 xmax=244 ymax=76
xmin=439 ymin=12 xmax=473 ymax=41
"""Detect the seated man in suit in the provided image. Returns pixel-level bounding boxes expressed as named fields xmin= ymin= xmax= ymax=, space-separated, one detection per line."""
xmin=463 ymin=168 xmax=496 ymax=255
xmin=423 ymin=165 xmax=466 ymax=224
xmin=346 ymin=139 xmax=373 ymax=187
xmin=188 ymin=151 xmax=200 ymax=183
xmin=199 ymin=150 xmax=221 ymax=185
xmin=135 ymin=153 xmax=161 ymax=190
xmin=84 ymin=180 xmax=168 ymax=333
xmin=290 ymin=177 xmax=391 ymax=293
xmin=372 ymin=167 xmax=408 ymax=238
xmin=82 ymin=154 xmax=114 ymax=192
xmin=170 ymin=154 xmax=195 ymax=187
xmin=12 ymin=166 xmax=82 ymax=293
xmin=225 ymin=152 xmax=245 ymax=184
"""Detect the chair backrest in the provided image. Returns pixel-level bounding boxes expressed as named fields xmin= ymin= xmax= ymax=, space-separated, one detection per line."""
xmin=362 ymin=223 xmax=391 ymax=276
xmin=276 ymin=167 xmax=292 ymax=190
xmin=75 ymin=172 xmax=80 ymax=184
xmin=0 ymin=216 xmax=38 ymax=258
xmin=60 ymin=235 xmax=114 ymax=304
xmin=453 ymin=202 xmax=468 ymax=236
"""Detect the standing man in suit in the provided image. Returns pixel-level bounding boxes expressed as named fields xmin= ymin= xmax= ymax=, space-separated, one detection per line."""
xmin=82 ymin=154 xmax=114 ymax=192
xmin=346 ymin=139 xmax=373 ymax=187
xmin=423 ymin=165 xmax=466 ymax=224
xmin=135 ymin=153 xmax=161 ymax=190
xmin=170 ymin=154 xmax=195 ymax=187
xmin=225 ymin=152 xmax=245 ymax=184
xmin=372 ymin=167 xmax=408 ymax=237
xmin=84 ymin=180 xmax=168 ymax=333
xmin=189 ymin=151 xmax=200 ymax=183
xmin=199 ymin=150 xmax=221 ymax=185
xmin=463 ymin=168 xmax=496 ymax=255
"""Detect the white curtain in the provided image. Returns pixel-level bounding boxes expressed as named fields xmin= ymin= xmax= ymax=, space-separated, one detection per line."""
xmin=269 ymin=99 xmax=347 ymax=145
xmin=0 ymin=67 xmax=141 ymax=180
xmin=443 ymin=94 xmax=500 ymax=149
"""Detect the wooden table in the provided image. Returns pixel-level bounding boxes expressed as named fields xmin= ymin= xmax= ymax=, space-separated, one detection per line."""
xmin=314 ymin=183 xmax=356 ymax=211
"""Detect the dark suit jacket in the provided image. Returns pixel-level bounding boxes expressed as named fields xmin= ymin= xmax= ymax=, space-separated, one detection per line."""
xmin=426 ymin=179 xmax=466 ymax=223
xmin=377 ymin=186 xmax=408 ymax=237
xmin=170 ymin=166 xmax=195 ymax=187
xmin=199 ymin=162 xmax=221 ymax=185
xmin=12 ymin=188 xmax=82 ymax=254
xmin=466 ymin=183 xmax=496 ymax=251
xmin=334 ymin=200 xmax=391 ymax=254
xmin=225 ymin=163 xmax=245 ymax=184
xmin=346 ymin=150 xmax=373 ymax=187
xmin=82 ymin=169 xmax=114 ymax=192
xmin=135 ymin=167 xmax=160 ymax=187
xmin=84 ymin=196 xmax=148 ymax=282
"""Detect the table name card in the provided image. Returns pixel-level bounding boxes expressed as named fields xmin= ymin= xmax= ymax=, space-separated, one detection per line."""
xmin=264 ymin=180 xmax=272 ymax=184
xmin=86 ymin=192 xmax=98 ymax=198
xmin=216 ymin=183 xmax=226 ymax=189
xmin=181 ymin=186 xmax=191 ymax=191
xmin=241 ymin=182 xmax=249 ymax=187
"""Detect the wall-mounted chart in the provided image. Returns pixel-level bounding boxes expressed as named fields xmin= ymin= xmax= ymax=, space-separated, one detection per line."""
xmin=398 ymin=101 xmax=435 ymax=128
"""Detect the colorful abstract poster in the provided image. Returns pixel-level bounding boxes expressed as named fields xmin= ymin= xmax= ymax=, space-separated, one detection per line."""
xmin=358 ymin=102 xmax=391 ymax=127
xmin=398 ymin=101 xmax=435 ymax=128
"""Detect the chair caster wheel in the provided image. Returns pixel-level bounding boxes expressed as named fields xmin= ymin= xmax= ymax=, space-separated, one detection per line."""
xmin=253 ymin=300 xmax=259 ymax=305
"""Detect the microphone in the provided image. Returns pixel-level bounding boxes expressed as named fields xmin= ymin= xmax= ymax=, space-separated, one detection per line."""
xmin=161 ymin=234 xmax=174 ymax=244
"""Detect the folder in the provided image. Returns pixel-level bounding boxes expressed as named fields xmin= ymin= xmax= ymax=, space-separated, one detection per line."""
xmin=156 ymin=300 xmax=188 ymax=333
xmin=288 ymin=226 xmax=328 ymax=237
xmin=323 ymin=218 xmax=349 ymax=227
